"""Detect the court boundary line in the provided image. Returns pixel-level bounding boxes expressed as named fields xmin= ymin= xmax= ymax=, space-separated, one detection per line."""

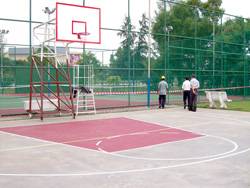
xmin=0 ymin=114 xmax=249 ymax=176
xmin=97 ymin=134 xmax=239 ymax=161
xmin=0 ymin=127 xmax=172 ymax=153
xmin=0 ymin=148 xmax=249 ymax=177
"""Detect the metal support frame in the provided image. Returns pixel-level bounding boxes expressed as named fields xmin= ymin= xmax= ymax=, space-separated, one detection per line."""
xmin=29 ymin=12 xmax=75 ymax=120
xmin=29 ymin=53 xmax=75 ymax=120
xmin=73 ymin=64 xmax=96 ymax=115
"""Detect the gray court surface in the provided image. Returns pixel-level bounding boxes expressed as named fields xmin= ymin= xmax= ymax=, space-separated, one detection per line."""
xmin=0 ymin=107 xmax=250 ymax=188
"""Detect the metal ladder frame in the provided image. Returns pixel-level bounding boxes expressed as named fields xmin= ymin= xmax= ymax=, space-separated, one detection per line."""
xmin=73 ymin=65 xmax=96 ymax=115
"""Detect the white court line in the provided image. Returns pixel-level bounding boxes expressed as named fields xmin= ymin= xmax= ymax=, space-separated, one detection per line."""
xmin=0 ymin=148 xmax=249 ymax=177
xmin=97 ymin=134 xmax=239 ymax=161
xmin=0 ymin=127 xmax=171 ymax=152
xmin=96 ymin=141 xmax=102 ymax=146
xmin=107 ymin=135 xmax=122 ymax=139
xmin=0 ymin=115 xmax=249 ymax=177
xmin=159 ymin=131 xmax=179 ymax=134
xmin=109 ymin=134 xmax=205 ymax=153
xmin=129 ymin=132 xmax=148 ymax=136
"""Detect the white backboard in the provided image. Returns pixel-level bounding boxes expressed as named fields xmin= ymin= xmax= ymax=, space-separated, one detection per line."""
xmin=56 ymin=2 xmax=101 ymax=44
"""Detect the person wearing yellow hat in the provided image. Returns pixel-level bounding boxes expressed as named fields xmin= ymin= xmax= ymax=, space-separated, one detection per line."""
xmin=158 ymin=75 xmax=168 ymax=109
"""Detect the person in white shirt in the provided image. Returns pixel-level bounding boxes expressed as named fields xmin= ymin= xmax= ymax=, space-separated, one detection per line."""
xmin=158 ymin=75 xmax=168 ymax=109
xmin=189 ymin=74 xmax=200 ymax=112
xmin=182 ymin=77 xmax=191 ymax=109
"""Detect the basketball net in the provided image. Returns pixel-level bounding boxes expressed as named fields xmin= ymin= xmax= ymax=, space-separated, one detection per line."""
xmin=77 ymin=32 xmax=91 ymax=42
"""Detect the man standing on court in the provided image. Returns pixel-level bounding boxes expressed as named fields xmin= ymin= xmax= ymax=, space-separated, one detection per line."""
xmin=182 ymin=77 xmax=191 ymax=109
xmin=189 ymin=74 xmax=200 ymax=112
xmin=158 ymin=75 xmax=168 ymax=109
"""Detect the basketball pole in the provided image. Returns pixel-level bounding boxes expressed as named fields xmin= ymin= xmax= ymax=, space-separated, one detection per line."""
xmin=82 ymin=0 xmax=86 ymax=65
xmin=29 ymin=0 xmax=32 ymax=73
xmin=147 ymin=0 xmax=151 ymax=108
xmin=28 ymin=0 xmax=32 ymax=113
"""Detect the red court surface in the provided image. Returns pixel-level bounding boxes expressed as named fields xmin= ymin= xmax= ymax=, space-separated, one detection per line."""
xmin=0 ymin=117 xmax=202 ymax=152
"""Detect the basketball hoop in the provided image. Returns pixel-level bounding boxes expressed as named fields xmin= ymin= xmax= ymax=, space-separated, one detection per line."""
xmin=76 ymin=32 xmax=90 ymax=42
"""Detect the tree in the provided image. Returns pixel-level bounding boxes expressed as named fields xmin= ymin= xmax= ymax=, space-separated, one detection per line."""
xmin=106 ymin=76 xmax=121 ymax=85
xmin=109 ymin=47 xmax=130 ymax=79
xmin=79 ymin=51 xmax=106 ymax=82
xmin=79 ymin=51 xmax=101 ymax=68
xmin=135 ymin=14 xmax=149 ymax=58
xmin=118 ymin=16 xmax=137 ymax=48
xmin=201 ymin=0 xmax=224 ymax=22
xmin=110 ymin=16 xmax=137 ymax=80
xmin=133 ymin=14 xmax=149 ymax=80
xmin=2 ymin=56 xmax=30 ymax=87
xmin=218 ymin=18 xmax=250 ymax=88
xmin=151 ymin=0 xmax=225 ymax=87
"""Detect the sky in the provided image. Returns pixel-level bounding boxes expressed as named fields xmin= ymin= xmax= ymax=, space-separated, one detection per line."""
xmin=221 ymin=0 xmax=250 ymax=18
xmin=0 ymin=0 xmax=250 ymax=64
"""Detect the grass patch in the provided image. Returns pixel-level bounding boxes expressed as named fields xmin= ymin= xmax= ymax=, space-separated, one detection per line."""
xmin=198 ymin=100 xmax=250 ymax=112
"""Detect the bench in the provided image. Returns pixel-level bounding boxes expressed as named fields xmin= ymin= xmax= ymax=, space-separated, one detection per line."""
xmin=205 ymin=91 xmax=232 ymax=109
xmin=24 ymin=99 xmax=58 ymax=111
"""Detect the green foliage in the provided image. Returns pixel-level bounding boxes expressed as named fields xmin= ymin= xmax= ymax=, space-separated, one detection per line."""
xmin=110 ymin=16 xmax=136 ymax=80
xmin=79 ymin=51 xmax=108 ymax=82
xmin=32 ymin=47 xmax=51 ymax=65
xmin=79 ymin=51 xmax=101 ymax=68
xmin=111 ymin=14 xmax=150 ymax=81
xmin=133 ymin=13 xmax=149 ymax=79
xmin=1 ymin=56 xmax=29 ymax=86
xmin=135 ymin=14 xmax=149 ymax=57
xmin=151 ymin=0 xmax=249 ymax=89
xmin=199 ymin=100 xmax=250 ymax=112
xmin=201 ymin=0 xmax=224 ymax=22
xmin=118 ymin=16 xmax=137 ymax=48
xmin=109 ymin=47 xmax=129 ymax=79
xmin=106 ymin=75 xmax=122 ymax=85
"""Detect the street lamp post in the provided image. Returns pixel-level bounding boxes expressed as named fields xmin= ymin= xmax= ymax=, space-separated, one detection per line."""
xmin=43 ymin=7 xmax=56 ymax=96
xmin=165 ymin=25 xmax=173 ymax=104
xmin=0 ymin=29 xmax=9 ymax=87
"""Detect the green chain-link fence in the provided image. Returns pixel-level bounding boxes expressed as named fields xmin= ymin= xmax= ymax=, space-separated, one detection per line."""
xmin=0 ymin=0 xmax=250 ymax=115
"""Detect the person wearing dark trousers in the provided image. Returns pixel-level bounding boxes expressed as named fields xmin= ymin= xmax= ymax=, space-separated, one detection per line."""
xmin=182 ymin=77 xmax=191 ymax=109
xmin=189 ymin=74 xmax=200 ymax=112
xmin=158 ymin=75 xmax=168 ymax=109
